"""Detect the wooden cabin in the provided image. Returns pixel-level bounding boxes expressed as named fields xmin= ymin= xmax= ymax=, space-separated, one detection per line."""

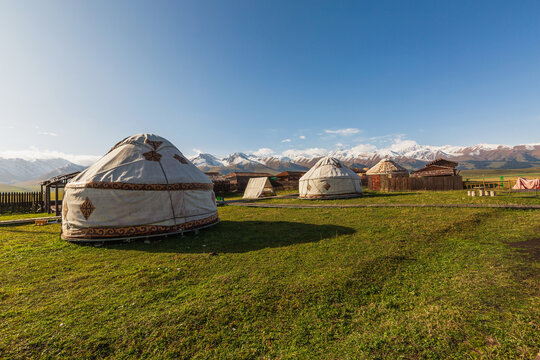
xmin=411 ymin=158 xmax=459 ymax=177
xmin=273 ymin=171 xmax=306 ymax=190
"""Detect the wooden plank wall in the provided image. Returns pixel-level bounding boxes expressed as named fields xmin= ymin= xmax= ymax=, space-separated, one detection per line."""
xmin=368 ymin=175 xmax=381 ymax=190
xmin=377 ymin=176 xmax=463 ymax=192
xmin=0 ymin=192 xmax=43 ymax=213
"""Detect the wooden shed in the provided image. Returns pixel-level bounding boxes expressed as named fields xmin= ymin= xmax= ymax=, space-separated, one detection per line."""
xmin=273 ymin=171 xmax=306 ymax=190
xmin=205 ymin=171 xmax=231 ymax=194
xmin=366 ymin=159 xmax=409 ymax=191
xmin=275 ymin=171 xmax=306 ymax=181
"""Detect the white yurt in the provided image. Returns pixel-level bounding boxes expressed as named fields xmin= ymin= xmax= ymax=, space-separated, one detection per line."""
xmin=61 ymin=134 xmax=218 ymax=241
xmin=299 ymin=157 xmax=362 ymax=199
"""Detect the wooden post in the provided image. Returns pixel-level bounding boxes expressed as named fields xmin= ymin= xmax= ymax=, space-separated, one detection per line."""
xmin=55 ymin=185 xmax=59 ymax=216
xmin=46 ymin=186 xmax=51 ymax=214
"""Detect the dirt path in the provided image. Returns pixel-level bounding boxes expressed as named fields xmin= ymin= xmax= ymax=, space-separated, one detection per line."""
xmin=228 ymin=202 xmax=540 ymax=210
xmin=0 ymin=216 xmax=61 ymax=226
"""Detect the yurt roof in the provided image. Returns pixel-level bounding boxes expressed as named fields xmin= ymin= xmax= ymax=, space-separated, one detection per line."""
xmin=300 ymin=156 xmax=361 ymax=181
xmin=366 ymin=159 xmax=408 ymax=175
xmin=69 ymin=133 xmax=211 ymax=186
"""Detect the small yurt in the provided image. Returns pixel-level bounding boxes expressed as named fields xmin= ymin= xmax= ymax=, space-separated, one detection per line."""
xmin=366 ymin=159 xmax=409 ymax=177
xmin=366 ymin=159 xmax=409 ymax=190
xmin=61 ymin=134 xmax=218 ymax=241
xmin=299 ymin=157 xmax=362 ymax=199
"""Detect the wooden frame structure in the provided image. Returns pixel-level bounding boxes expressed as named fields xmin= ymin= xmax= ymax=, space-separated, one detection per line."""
xmin=40 ymin=172 xmax=80 ymax=216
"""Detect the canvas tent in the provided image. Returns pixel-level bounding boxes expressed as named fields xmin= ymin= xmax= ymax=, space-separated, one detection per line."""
xmin=513 ymin=177 xmax=540 ymax=190
xmin=299 ymin=157 xmax=362 ymax=199
xmin=61 ymin=133 xmax=219 ymax=241
xmin=243 ymin=177 xmax=276 ymax=199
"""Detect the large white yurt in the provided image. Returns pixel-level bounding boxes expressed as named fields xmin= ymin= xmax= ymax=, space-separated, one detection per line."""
xmin=61 ymin=134 xmax=218 ymax=241
xmin=299 ymin=157 xmax=362 ymax=199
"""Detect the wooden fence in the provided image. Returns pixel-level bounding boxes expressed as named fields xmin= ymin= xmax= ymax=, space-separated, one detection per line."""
xmin=463 ymin=180 xmax=517 ymax=190
xmin=0 ymin=192 xmax=44 ymax=213
xmin=369 ymin=175 xmax=463 ymax=192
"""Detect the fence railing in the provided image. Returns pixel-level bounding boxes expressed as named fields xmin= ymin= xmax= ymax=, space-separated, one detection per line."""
xmin=463 ymin=180 xmax=517 ymax=190
xmin=0 ymin=192 xmax=44 ymax=213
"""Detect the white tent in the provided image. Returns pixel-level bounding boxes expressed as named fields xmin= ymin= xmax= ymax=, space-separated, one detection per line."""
xmin=299 ymin=157 xmax=362 ymax=199
xmin=61 ymin=133 xmax=218 ymax=241
xmin=243 ymin=177 xmax=275 ymax=199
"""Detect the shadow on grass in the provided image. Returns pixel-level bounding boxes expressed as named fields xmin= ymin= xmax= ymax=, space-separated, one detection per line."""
xmin=104 ymin=220 xmax=356 ymax=254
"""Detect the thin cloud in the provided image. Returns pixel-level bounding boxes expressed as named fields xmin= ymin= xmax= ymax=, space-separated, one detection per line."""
xmin=324 ymin=128 xmax=361 ymax=136
xmin=35 ymin=125 xmax=58 ymax=137
xmin=299 ymin=135 xmax=306 ymax=139
xmin=281 ymin=138 xmax=291 ymax=143
xmin=282 ymin=147 xmax=328 ymax=158
xmin=252 ymin=148 xmax=275 ymax=156
xmin=38 ymin=131 xmax=58 ymax=136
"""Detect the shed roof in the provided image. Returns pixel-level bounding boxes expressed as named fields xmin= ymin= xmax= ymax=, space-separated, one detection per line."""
xmin=225 ymin=172 xmax=273 ymax=178
xmin=275 ymin=171 xmax=306 ymax=177
xmin=411 ymin=165 xmax=456 ymax=177
xmin=425 ymin=158 xmax=458 ymax=168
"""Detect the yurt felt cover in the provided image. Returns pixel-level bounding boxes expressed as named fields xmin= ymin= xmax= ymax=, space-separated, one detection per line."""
xmin=366 ymin=159 xmax=408 ymax=175
xmin=299 ymin=157 xmax=362 ymax=199
xmin=61 ymin=134 xmax=218 ymax=240
xmin=243 ymin=177 xmax=275 ymax=199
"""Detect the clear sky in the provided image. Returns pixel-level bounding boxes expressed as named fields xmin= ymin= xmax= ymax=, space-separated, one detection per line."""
xmin=1 ymin=0 xmax=539 ymax=162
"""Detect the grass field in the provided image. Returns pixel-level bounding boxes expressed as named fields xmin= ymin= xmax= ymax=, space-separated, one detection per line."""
xmin=0 ymin=212 xmax=50 ymax=221
xmin=460 ymin=167 xmax=540 ymax=181
xmin=0 ymin=193 xmax=539 ymax=359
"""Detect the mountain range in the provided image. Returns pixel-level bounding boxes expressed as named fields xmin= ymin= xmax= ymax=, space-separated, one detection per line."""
xmin=0 ymin=158 xmax=86 ymax=185
xmin=0 ymin=142 xmax=539 ymax=185
xmin=189 ymin=143 xmax=540 ymax=174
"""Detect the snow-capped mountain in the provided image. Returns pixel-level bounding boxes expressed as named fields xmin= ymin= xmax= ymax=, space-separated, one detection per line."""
xmin=189 ymin=142 xmax=540 ymax=173
xmin=189 ymin=153 xmax=225 ymax=169
xmin=0 ymin=158 xmax=85 ymax=184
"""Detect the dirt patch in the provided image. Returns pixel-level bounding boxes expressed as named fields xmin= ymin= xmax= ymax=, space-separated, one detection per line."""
xmin=508 ymin=238 xmax=540 ymax=260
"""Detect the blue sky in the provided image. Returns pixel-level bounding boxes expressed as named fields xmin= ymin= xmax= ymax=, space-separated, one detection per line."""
xmin=1 ymin=0 xmax=539 ymax=162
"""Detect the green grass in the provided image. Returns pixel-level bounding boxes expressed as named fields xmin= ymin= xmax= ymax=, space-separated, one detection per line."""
xmin=461 ymin=167 xmax=540 ymax=181
xmin=0 ymin=212 xmax=51 ymax=221
xmin=256 ymin=190 xmax=540 ymax=206
xmin=0 ymin=203 xmax=539 ymax=359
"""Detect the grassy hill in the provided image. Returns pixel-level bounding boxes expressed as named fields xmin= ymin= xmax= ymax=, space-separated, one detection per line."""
xmin=0 ymin=191 xmax=538 ymax=359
